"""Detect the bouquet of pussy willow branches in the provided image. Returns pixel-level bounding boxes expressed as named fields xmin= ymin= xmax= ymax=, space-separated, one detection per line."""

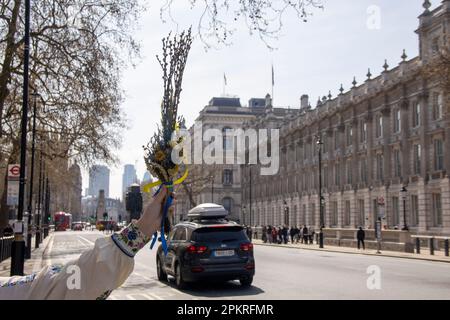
xmin=143 ymin=29 xmax=192 ymax=246
xmin=144 ymin=28 xmax=192 ymax=185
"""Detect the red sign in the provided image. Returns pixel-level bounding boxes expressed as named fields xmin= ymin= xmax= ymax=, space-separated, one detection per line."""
xmin=8 ymin=164 xmax=20 ymax=180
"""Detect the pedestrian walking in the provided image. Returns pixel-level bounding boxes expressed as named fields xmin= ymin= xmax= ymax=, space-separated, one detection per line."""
xmin=302 ymin=225 xmax=309 ymax=244
xmin=268 ymin=225 xmax=273 ymax=243
xmin=262 ymin=226 xmax=267 ymax=243
xmin=357 ymin=227 xmax=365 ymax=250
xmin=289 ymin=227 xmax=295 ymax=243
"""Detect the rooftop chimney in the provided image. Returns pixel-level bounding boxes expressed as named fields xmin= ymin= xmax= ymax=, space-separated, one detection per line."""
xmin=300 ymin=94 xmax=309 ymax=110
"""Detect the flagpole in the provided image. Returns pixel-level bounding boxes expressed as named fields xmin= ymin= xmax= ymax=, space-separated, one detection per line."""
xmin=271 ymin=63 xmax=274 ymax=106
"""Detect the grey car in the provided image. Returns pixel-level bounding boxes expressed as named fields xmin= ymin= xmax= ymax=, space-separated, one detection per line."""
xmin=156 ymin=218 xmax=255 ymax=289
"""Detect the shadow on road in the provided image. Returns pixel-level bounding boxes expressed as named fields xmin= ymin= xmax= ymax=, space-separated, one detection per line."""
xmin=166 ymin=277 xmax=265 ymax=298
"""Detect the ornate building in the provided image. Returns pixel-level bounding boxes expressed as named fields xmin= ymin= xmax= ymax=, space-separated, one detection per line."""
xmin=241 ymin=0 xmax=450 ymax=236
xmin=175 ymin=96 xmax=297 ymax=222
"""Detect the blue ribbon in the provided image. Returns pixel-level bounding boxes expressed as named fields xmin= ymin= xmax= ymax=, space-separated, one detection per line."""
xmin=149 ymin=182 xmax=173 ymax=256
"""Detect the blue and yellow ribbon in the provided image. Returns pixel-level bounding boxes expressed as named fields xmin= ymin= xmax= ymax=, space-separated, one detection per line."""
xmin=146 ymin=170 xmax=188 ymax=256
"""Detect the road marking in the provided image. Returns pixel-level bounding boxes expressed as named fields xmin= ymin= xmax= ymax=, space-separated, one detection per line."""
xmin=43 ymin=234 xmax=55 ymax=267
xmin=126 ymin=293 xmax=155 ymax=300
xmin=77 ymin=235 xmax=95 ymax=246
xmin=147 ymin=293 xmax=163 ymax=300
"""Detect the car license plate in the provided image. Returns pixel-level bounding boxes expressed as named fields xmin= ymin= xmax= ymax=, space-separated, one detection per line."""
xmin=214 ymin=250 xmax=234 ymax=257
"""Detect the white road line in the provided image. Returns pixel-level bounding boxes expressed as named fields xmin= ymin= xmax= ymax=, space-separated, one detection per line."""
xmin=77 ymin=235 xmax=95 ymax=246
xmin=147 ymin=293 xmax=163 ymax=300
xmin=126 ymin=293 xmax=155 ymax=300
xmin=43 ymin=234 xmax=54 ymax=267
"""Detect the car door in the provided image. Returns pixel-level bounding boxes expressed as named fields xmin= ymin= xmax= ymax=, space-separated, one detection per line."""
xmin=166 ymin=227 xmax=185 ymax=274
xmin=162 ymin=228 xmax=178 ymax=273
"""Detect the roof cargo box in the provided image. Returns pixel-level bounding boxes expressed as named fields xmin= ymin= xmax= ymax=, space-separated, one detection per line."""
xmin=187 ymin=203 xmax=229 ymax=219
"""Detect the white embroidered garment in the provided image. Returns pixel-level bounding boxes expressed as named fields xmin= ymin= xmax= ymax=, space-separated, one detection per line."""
xmin=0 ymin=222 xmax=150 ymax=300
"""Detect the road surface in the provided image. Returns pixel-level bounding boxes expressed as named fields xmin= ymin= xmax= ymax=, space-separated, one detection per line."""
xmin=40 ymin=230 xmax=450 ymax=300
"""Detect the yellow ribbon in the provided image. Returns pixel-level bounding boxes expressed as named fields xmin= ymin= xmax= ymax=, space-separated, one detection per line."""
xmin=142 ymin=169 xmax=189 ymax=193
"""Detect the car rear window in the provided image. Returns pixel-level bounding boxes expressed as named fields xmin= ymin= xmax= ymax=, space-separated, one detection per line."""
xmin=191 ymin=226 xmax=248 ymax=243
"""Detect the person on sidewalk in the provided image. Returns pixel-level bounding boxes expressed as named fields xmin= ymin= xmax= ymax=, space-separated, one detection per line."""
xmin=302 ymin=225 xmax=309 ymax=244
xmin=267 ymin=225 xmax=272 ymax=243
xmin=282 ymin=226 xmax=288 ymax=244
xmin=0 ymin=186 xmax=172 ymax=300
xmin=262 ymin=226 xmax=267 ymax=243
xmin=357 ymin=226 xmax=365 ymax=250
xmin=289 ymin=226 xmax=295 ymax=244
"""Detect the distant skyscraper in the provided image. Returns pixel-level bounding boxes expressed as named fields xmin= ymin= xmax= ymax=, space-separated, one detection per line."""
xmin=122 ymin=164 xmax=138 ymax=195
xmin=88 ymin=165 xmax=110 ymax=198
xmin=142 ymin=171 xmax=152 ymax=184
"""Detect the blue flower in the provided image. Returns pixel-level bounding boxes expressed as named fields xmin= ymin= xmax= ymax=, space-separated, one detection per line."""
xmin=127 ymin=230 xmax=137 ymax=240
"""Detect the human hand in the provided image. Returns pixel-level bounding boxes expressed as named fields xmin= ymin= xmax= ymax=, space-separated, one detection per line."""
xmin=135 ymin=186 xmax=175 ymax=237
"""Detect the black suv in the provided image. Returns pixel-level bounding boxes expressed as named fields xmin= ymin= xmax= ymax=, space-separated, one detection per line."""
xmin=156 ymin=218 xmax=255 ymax=289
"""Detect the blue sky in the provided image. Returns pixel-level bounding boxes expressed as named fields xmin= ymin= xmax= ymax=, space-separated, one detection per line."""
xmin=82 ymin=0 xmax=429 ymax=199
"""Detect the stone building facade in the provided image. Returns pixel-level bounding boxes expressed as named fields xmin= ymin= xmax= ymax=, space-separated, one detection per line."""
xmin=241 ymin=1 xmax=450 ymax=236
xmin=175 ymin=96 xmax=297 ymax=223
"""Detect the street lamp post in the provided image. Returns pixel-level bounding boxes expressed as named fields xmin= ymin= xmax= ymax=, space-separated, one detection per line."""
xmin=10 ymin=0 xmax=31 ymax=276
xmin=317 ymin=136 xmax=325 ymax=248
xmin=25 ymin=91 xmax=39 ymax=259
xmin=35 ymin=144 xmax=44 ymax=248
xmin=283 ymin=200 xmax=289 ymax=226
xmin=401 ymin=186 xmax=409 ymax=231
xmin=210 ymin=174 xmax=214 ymax=203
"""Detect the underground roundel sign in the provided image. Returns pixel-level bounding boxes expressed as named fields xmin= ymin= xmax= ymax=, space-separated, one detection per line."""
xmin=8 ymin=164 xmax=20 ymax=179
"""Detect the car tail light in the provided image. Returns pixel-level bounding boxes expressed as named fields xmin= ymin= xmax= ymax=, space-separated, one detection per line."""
xmin=191 ymin=266 xmax=204 ymax=273
xmin=187 ymin=245 xmax=208 ymax=254
xmin=240 ymin=243 xmax=253 ymax=251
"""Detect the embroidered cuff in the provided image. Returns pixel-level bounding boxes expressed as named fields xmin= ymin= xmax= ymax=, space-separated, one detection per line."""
xmin=111 ymin=222 xmax=151 ymax=258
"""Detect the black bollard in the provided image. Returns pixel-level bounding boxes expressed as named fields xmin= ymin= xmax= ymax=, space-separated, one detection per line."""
xmin=429 ymin=237 xmax=434 ymax=255
xmin=415 ymin=237 xmax=420 ymax=254
xmin=445 ymin=239 xmax=449 ymax=257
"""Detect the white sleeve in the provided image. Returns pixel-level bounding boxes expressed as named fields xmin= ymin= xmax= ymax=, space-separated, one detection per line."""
xmin=0 ymin=222 xmax=151 ymax=300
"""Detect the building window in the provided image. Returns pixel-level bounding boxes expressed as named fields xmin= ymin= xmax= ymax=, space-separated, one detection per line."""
xmin=346 ymin=125 xmax=353 ymax=146
xmin=344 ymin=200 xmax=351 ymax=226
xmin=223 ymin=169 xmax=233 ymax=185
xmin=222 ymin=127 xmax=233 ymax=150
xmin=360 ymin=157 xmax=367 ymax=184
xmin=392 ymin=196 xmax=399 ymax=227
xmin=432 ymin=194 xmax=442 ymax=227
xmin=432 ymin=92 xmax=443 ymax=120
xmin=323 ymin=166 xmax=328 ymax=188
xmin=346 ymin=160 xmax=352 ymax=185
xmin=335 ymin=164 xmax=340 ymax=186
xmin=412 ymin=102 xmax=421 ymax=127
xmin=358 ymin=199 xmax=365 ymax=227
xmin=334 ymin=130 xmax=339 ymax=150
xmin=434 ymin=139 xmax=444 ymax=171
xmin=222 ymin=197 xmax=233 ymax=215
xmin=375 ymin=114 xmax=383 ymax=138
xmin=331 ymin=201 xmax=338 ymax=227
xmin=393 ymin=109 xmax=401 ymax=133
xmin=376 ymin=154 xmax=384 ymax=181
xmin=360 ymin=120 xmax=367 ymax=143
xmin=431 ymin=37 xmax=440 ymax=55
xmin=413 ymin=144 xmax=421 ymax=175
xmin=394 ymin=149 xmax=401 ymax=178
xmin=411 ymin=195 xmax=419 ymax=227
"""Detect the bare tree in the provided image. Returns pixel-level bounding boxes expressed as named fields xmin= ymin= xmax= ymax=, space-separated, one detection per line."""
xmin=159 ymin=0 xmax=323 ymax=48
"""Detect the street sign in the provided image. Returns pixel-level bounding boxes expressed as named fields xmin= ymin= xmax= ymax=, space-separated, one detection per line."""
xmin=7 ymin=180 xmax=19 ymax=206
xmin=8 ymin=164 xmax=20 ymax=180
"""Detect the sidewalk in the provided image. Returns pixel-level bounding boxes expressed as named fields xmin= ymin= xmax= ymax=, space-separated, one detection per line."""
xmin=253 ymin=239 xmax=450 ymax=263
xmin=0 ymin=233 xmax=53 ymax=277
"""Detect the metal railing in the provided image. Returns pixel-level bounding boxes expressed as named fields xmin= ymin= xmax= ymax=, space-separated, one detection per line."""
xmin=0 ymin=235 xmax=14 ymax=263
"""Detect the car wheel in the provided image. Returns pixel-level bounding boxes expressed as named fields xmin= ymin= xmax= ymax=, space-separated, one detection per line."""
xmin=175 ymin=263 xmax=187 ymax=289
xmin=240 ymin=276 xmax=253 ymax=287
xmin=156 ymin=256 xmax=167 ymax=282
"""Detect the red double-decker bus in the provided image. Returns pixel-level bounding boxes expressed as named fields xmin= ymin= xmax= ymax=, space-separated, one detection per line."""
xmin=54 ymin=212 xmax=72 ymax=231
